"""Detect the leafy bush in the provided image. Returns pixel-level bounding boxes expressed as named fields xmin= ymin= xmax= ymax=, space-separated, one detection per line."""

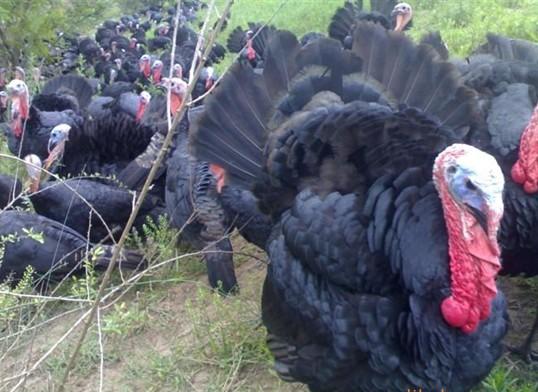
xmin=0 ymin=0 xmax=115 ymax=67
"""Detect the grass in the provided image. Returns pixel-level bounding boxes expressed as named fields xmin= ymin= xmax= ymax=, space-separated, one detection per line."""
xmin=408 ymin=0 xmax=538 ymax=57
xmin=1 ymin=0 xmax=538 ymax=391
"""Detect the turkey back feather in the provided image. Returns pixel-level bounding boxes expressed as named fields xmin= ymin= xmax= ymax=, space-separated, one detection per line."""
xmin=479 ymin=33 xmax=538 ymax=63
xmin=31 ymin=94 xmax=80 ymax=113
xmin=41 ymin=75 xmax=94 ymax=110
xmin=419 ymin=31 xmax=449 ymax=61
xmin=370 ymin=0 xmax=396 ymax=16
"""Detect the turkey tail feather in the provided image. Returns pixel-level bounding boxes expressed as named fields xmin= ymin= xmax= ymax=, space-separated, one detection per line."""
xmin=479 ymin=33 xmax=538 ymax=63
xmin=328 ymin=2 xmax=358 ymax=44
xmin=352 ymin=22 xmax=480 ymax=137
xmin=41 ymin=75 xmax=93 ymax=110
xmin=191 ymin=62 xmax=271 ymax=189
xmin=226 ymin=26 xmax=246 ymax=53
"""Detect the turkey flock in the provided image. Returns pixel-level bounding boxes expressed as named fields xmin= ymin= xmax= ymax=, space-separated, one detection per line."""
xmin=1 ymin=0 xmax=538 ymax=390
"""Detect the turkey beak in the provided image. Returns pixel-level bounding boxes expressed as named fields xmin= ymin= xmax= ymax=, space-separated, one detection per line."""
xmin=466 ymin=204 xmax=488 ymax=235
xmin=393 ymin=7 xmax=412 ymax=33
xmin=394 ymin=14 xmax=405 ymax=32
xmin=47 ymin=137 xmax=58 ymax=154
xmin=47 ymin=125 xmax=70 ymax=154
xmin=44 ymin=140 xmax=66 ymax=171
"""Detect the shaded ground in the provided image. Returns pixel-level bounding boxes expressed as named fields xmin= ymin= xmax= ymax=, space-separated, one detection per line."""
xmin=1 ymin=236 xmax=537 ymax=391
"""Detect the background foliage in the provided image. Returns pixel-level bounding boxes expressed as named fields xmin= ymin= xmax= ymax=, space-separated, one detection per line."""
xmin=408 ymin=0 xmax=538 ymax=56
xmin=0 ymin=0 xmax=114 ymax=66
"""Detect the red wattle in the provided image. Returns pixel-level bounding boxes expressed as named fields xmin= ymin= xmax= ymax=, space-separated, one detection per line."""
xmin=524 ymin=180 xmax=538 ymax=194
xmin=209 ymin=164 xmax=226 ymax=193
xmin=512 ymin=103 xmax=538 ymax=194
xmin=433 ymin=148 xmax=502 ymax=335
xmin=461 ymin=309 xmax=480 ymax=334
xmin=246 ymin=46 xmax=256 ymax=61
xmin=152 ymin=69 xmax=162 ymax=84
xmin=143 ymin=63 xmax=151 ymax=78
xmin=18 ymin=95 xmax=29 ymax=119
xmin=12 ymin=119 xmax=22 ymax=138
xmin=170 ymin=94 xmax=182 ymax=115
xmin=511 ymin=161 xmax=526 ymax=184
xmin=205 ymin=78 xmax=213 ymax=90
xmin=135 ymin=102 xmax=146 ymax=123
xmin=441 ymin=296 xmax=469 ymax=328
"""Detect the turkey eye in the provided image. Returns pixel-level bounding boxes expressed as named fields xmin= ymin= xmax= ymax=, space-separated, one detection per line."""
xmin=466 ymin=180 xmax=477 ymax=191
xmin=447 ymin=166 xmax=456 ymax=174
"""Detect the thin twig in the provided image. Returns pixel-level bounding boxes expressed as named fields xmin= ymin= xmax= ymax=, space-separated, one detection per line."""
xmin=5 ymin=307 xmax=92 ymax=389
xmin=0 ymin=153 xmax=120 ymax=244
xmin=0 ymin=291 xmax=91 ymax=303
xmin=96 ymin=307 xmax=104 ymax=392
xmin=189 ymin=0 xmax=289 ymax=106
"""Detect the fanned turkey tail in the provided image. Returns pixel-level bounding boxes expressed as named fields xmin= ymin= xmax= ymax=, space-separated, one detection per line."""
xmin=227 ymin=26 xmax=247 ymax=53
xmin=191 ymin=23 xmax=481 ymax=197
xmin=328 ymin=2 xmax=358 ymax=44
xmin=248 ymin=22 xmax=278 ymax=56
xmin=351 ymin=22 xmax=480 ymax=138
xmin=190 ymin=31 xmax=359 ymax=191
xmin=37 ymin=74 xmax=94 ymax=111
xmin=227 ymin=23 xmax=277 ymax=58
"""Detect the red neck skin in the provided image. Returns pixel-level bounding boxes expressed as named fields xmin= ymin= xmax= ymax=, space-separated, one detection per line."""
xmin=141 ymin=62 xmax=151 ymax=78
xmin=512 ymin=104 xmax=538 ymax=193
xmin=11 ymin=94 xmax=29 ymax=138
xmin=152 ymin=69 xmax=162 ymax=84
xmin=44 ymin=141 xmax=65 ymax=171
xmin=29 ymin=176 xmax=40 ymax=193
xmin=246 ymin=40 xmax=256 ymax=61
xmin=434 ymin=169 xmax=501 ymax=334
xmin=170 ymin=93 xmax=183 ymax=116
xmin=135 ymin=101 xmax=147 ymax=123
xmin=209 ymin=164 xmax=226 ymax=193
xmin=394 ymin=13 xmax=410 ymax=32
xmin=205 ymin=77 xmax=213 ymax=91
